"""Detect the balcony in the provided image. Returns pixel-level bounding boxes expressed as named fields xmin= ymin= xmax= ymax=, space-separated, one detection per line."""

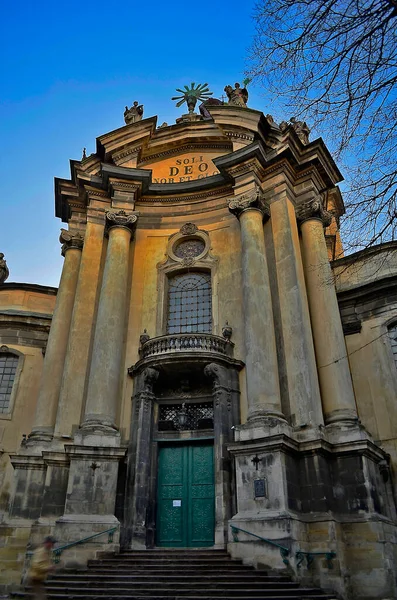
xmin=139 ymin=333 xmax=234 ymax=359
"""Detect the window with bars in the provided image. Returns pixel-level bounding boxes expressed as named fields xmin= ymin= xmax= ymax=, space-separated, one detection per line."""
xmin=166 ymin=271 xmax=212 ymax=334
xmin=0 ymin=353 xmax=19 ymax=414
xmin=158 ymin=401 xmax=214 ymax=431
xmin=388 ymin=324 xmax=397 ymax=369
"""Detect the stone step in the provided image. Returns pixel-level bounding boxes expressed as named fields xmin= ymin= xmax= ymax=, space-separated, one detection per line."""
xmin=50 ymin=575 xmax=290 ymax=582
xmin=13 ymin=549 xmax=335 ymax=600
xmin=78 ymin=568 xmax=264 ymax=576
xmin=88 ymin=560 xmax=246 ymax=567
xmin=120 ymin=550 xmax=230 ymax=556
xmin=13 ymin=588 xmax=335 ymax=600
xmin=43 ymin=583 xmax=302 ymax=591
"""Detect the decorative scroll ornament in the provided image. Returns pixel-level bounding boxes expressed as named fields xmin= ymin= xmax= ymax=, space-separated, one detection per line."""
xmin=180 ymin=222 xmax=198 ymax=236
xmin=0 ymin=253 xmax=10 ymax=284
xmin=59 ymin=229 xmax=84 ymax=257
xmin=105 ymin=210 xmax=138 ymax=235
xmin=228 ymin=187 xmax=270 ymax=220
xmin=296 ymin=199 xmax=333 ymax=227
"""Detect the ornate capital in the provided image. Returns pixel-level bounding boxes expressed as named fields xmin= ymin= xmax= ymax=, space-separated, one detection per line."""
xmin=228 ymin=187 xmax=270 ymax=221
xmin=296 ymin=199 xmax=332 ymax=227
xmin=105 ymin=209 xmax=138 ymax=236
xmin=59 ymin=229 xmax=84 ymax=257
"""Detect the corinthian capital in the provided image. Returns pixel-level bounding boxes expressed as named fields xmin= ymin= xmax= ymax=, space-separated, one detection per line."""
xmin=228 ymin=186 xmax=270 ymax=221
xmin=296 ymin=199 xmax=332 ymax=227
xmin=105 ymin=209 xmax=139 ymax=236
xmin=59 ymin=229 xmax=84 ymax=257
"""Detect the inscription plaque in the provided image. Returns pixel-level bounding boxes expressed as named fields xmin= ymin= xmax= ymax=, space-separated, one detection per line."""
xmin=254 ymin=478 xmax=267 ymax=498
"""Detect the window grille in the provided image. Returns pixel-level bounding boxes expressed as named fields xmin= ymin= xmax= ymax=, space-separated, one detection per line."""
xmin=388 ymin=324 xmax=397 ymax=369
xmin=158 ymin=401 xmax=214 ymax=431
xmin=174 ymin=239 xmax=205 ymax=259
xmin=167 ymin=272 xmax=212 ymax=334
xmin=0 ymin=353 xmax=18 ymax=413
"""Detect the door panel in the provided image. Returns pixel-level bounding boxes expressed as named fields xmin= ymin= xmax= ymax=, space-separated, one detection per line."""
xmin=156 ymin=445 xmax=185 ymax=546
xmin=189 ymin=445 xmax=215 ymax=546
xmin=156 ymin=443 xmax=214 ymax=547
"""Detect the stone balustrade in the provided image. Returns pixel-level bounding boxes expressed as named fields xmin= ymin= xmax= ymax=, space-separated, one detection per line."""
xmin=140 ymin=333 xmax=234 ymax=359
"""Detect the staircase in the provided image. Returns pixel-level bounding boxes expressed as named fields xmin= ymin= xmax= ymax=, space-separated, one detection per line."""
xmin=17 ymin=549 xmax=336 ymax=599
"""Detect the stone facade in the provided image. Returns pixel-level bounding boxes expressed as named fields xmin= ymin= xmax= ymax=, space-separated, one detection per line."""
xmin=0 ymin=103 xmax=397 ymax=599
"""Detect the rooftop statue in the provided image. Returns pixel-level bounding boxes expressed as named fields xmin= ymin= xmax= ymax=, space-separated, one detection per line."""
xmin=172 ymin=83 xmax=213 ymax=114
xmin=124 ymin=101 xmax=144 ymax=125
xmin=0 ymin=253 xmax=9 ymax=284
xmin=280 ymin=117 xmax=311 ymax=145
xmin=224 ymin=79 xmax=251 ymax=108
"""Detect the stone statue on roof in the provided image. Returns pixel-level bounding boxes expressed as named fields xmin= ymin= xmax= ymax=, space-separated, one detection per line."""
xmin=0 ymin=253 xmax=9 ymax=284
xmin=224 ymin=80 xmax=250 ymax=108
xmin=124 ymin=101 xmax=144 ymax=125
xmin=280 ymin=117 xmax=311 ymax=145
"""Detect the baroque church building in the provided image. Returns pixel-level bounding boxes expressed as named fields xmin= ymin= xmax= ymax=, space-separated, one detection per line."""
xmin=1 ymin=88 xmax=397 ymax=600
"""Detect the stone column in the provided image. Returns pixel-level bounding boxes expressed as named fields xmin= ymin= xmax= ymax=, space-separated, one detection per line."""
xmin=204 ymin=363 xmax=236 ymax=546
xmin=270 ymin=196 xmax=323 ymax=427
xmin=127 ymin=367 xmax=159 ymax=549
xmin=29 ymin=230 xmax=83 ymax=443
xmin=81 ymin=210 xmax=138 ymax=438
xmin=298 ymin=200 xmax=357 ymax=425
xmin=54 ymin=219 xmax=105 ymax=439
xmin=229 ymin=188 xmax=283 ymax=421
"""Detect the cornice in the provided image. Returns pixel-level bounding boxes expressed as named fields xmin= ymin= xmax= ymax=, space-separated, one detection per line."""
xmin=0 ymin=282 xmax=57 ymax=295
xmin=139 ymin=186 xmax=232 ymax=204
xmin=139 ymin=142 xmax=232 ymax=164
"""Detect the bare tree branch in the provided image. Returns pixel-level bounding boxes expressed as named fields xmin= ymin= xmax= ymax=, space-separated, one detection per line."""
xmin=249 ymin=0 xmax=397 ymax=250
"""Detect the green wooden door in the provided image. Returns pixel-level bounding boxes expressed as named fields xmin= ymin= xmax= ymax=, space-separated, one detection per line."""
xmin=156 ymin=443 xmax=215 ymax=547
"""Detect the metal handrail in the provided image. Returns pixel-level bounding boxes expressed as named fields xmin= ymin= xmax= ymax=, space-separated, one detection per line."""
xmin=52 ymin=526 xmax=118 ymax=563
xmin=296 ymin=549 xmax=336 ymax=569
xmin=230 ymin=525 xmax=336 ymax=569
xmin=230 ymin=525 xmax=290 ymax=565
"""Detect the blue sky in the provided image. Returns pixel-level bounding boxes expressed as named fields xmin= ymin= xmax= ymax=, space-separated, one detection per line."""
xmin=1 ymin=0 xmax=283 ymax=286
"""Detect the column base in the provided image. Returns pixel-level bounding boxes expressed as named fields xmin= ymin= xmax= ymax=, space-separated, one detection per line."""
xmin=236 ymin=413 xmax=289 ymax=442
xmin=27 ymin=427 xmax=54 ymax=446
xmin=324 ymin=407 xmax=358 ymax=426
xmin=77 ymin=418 xmax=120 ymax=447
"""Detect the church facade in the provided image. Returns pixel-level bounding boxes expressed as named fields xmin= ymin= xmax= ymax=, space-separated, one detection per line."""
xmin=1 ymin=92 xmax=397 ymax=599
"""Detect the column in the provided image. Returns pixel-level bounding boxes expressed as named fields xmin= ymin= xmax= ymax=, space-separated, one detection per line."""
xmin=29 ymin=230 xmax=83 ymax=443
xmin=54 ymin=219 xmax=105 ymax=439
xmin=81 ymin=209 xmax=138 ymax=436
xmin=229 ymin=188 xmax=283 ymax=421
xmin=298 ymin=200 xmax=358 ymax=425
xmin=270 ymin=196 xmax=323 ymax=427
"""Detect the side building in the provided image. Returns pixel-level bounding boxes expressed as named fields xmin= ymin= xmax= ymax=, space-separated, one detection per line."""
xmin=1 ymin=98 xmax=397 ymax=600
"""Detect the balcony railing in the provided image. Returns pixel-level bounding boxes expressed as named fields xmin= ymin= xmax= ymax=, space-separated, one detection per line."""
xmin=139 ymin=333 xmax=234 ymax=359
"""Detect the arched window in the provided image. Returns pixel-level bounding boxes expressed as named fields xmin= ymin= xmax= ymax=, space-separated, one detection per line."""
xmin=388 ymin=324 xmax=397 ymax=369
xmin=167 ymin=272 xmax=212 ymax=334
xmin=0 ymin=352 xmax=19 ymax=414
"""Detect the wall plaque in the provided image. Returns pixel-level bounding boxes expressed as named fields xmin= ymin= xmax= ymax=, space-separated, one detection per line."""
xmin=254 ymin=478 xmax=267 ymax=498
xmin=141 ymin=152 xmax=222 ymax=184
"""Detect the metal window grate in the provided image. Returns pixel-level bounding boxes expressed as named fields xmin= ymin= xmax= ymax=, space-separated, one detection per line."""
xmin=167 ymin=272 xmax=212 ymax=334
xmin=158 ymin=401 xmax=214 ymax=431
xmin=0 ymin=353 xmax=18 ymax=413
